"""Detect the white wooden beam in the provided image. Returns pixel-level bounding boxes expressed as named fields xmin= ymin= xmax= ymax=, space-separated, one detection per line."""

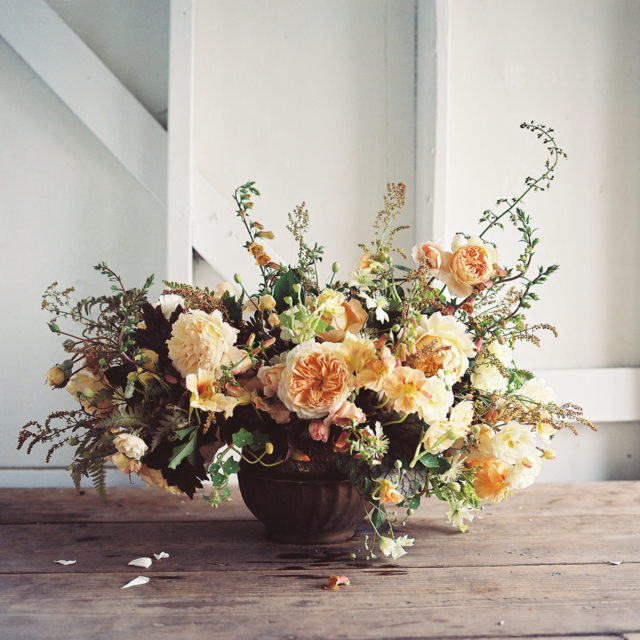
xmin=0 ymin=0 xmax=167 ymax=206
xmin=193 ymin=172 xmax=283 ymax=291
xmin=167 ymin=0 xmax=194 ymax=283
xmin=535 ymin=368 xmax=640 ymax=424
xmin=415 ymin=0 xmax=449 ymax=243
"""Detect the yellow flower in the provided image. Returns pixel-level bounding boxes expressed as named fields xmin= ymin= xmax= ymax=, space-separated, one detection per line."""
xmin=383 ymin=366 xmax=453 ymax=423
xmin=185 ymin=369 xmax=239 ymax=418
xmin=377 ymin=479 xmax=404 ymax=504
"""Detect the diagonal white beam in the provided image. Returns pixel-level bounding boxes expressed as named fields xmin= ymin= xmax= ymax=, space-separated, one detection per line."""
xmin=0 ymin=0 xmax=167 ymax=206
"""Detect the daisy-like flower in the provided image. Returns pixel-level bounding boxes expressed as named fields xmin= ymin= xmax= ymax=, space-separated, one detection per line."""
xmin=185 ymin=369 xmax=239 ymax=418
xmin=379 ymin=535 xmax=414 ymax=560
xmin=363 ymin=292 xmax=390 ymax=323
xmin=347 ymin=270 xmax=375 ymax=291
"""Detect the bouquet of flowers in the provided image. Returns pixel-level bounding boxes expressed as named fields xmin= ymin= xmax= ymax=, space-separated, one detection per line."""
xmin=20 ymin=123 xmax=592 ymax=559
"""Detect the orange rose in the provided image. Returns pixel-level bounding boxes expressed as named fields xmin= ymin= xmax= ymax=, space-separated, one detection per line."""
xmin=277 ymin=341 xmax=353 ymax=419
xmin=441 ymin=235 xmax=499 ymax=298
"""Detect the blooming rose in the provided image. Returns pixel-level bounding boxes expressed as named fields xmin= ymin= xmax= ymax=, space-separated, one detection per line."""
xmin=113 ymin=433 xmax=148 ymax=460
xmin=440 ymin=235 xmax=499 ymax=298
xmin=507 ymin=453 xmax=543 ymax=490
xmin=470 ymin=362 xmax=508 ymax=394
xmin=277 ymin=341 xmax=353 ymax=419
xmin=485 ymin=341 xmax=514 ymax=367
xmin=66 ymin=373 xmax=112 ymax=415
xmin=257 ymin=363 xmax=286 ymax=398
xmin=490 ymin=421 xmax=538 ymax=466
xmin=314 ymin=289 xmax=367 ymax=342
xmin=383 ymin=366 xmax=453 ymax=423
xmin=167 ymin=309 xmax=244 ymax=378
xmin=411 ymin=312 xmax=476 ymax=383
xmin=411 ymin=240 xmax=451 ymax=278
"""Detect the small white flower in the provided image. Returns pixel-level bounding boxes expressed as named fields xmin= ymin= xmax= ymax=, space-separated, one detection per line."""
xmin=155 ymin=294 xmax=184 ymax=320
xmin=446 ymin=504 xmax=475 ymax=530
xmin=363 ymin=293 xmax=390 ymax=323
xmin=379 ymin=535 xmax=414 ymax=559
xmin=348 ymin=270 xmax=375 ymax=291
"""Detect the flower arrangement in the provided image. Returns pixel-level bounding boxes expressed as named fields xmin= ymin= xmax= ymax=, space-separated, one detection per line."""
xmin=20 ymin=122 xmax=593 ymax=559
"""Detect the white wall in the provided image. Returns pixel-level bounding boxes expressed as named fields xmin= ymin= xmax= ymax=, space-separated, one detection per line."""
xmin=193 ymin=0 xmax=416 ymax=285
xmin=441 ymin=0 xmax=640 ymax=481
xmin=0 ymin=32 xmax=166 ymax=486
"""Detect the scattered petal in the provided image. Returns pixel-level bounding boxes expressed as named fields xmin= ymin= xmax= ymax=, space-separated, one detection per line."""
xmin=128 ymin=557 xmax=152 ymax=569
xmin=324 ymin=575 xmax=350 ymax=590
xmin=607 ymin=560 xmax=622 ymax=565
xmin=154 ymin=552 xmax=170 ymax=560
xmin=121 ymin=576 xmax=149 ymax=589
xmin=53 ymin=560 xmax=76 ymax=566
xmin=497 ymin=620 xmax=505 ymax=626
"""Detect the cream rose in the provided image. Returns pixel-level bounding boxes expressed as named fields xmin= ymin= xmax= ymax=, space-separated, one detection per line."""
xmin=167 ymin=309 xmax=243 ymax=378
xmin=441 ymin=235 xmax=499 ymax=298
xmin=411 ymin=312 xmax=476 ymax=383
xmin=471 ymin=363 xmax=508 ymax=394
xmin=113 ymin=433 xmax=148 ymax=460
xmin=490 ymin=421 xmax=538 ymax=466
xmin=277 ymin=341 xmax=353 ymax=419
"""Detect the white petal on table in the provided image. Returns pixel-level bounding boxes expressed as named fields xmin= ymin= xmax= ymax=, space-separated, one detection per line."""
xmin=154 ymin=551 xmax=170 ymax=560
xmin=53 ymin=560 xmax=76 ymax=566
xmin=128 ymin=557 xmax=152 ymax=569
xmin=121 ymin=576 xmax=150 ymax=589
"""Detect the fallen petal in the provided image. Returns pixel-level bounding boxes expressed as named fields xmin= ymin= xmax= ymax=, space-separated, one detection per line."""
xmin=53 ymin=560 xmax=76 ymax=566
xmin=324 ymin=574 xmax=350 ymax=590
xmin=121 ymin=576 xmax=149 ymax=589
xmin=154 ymin=552 xmax=170 ymax=560
xmin=128 ymin=557 xmax=152 ymax=569
xmin=607 ymin=560 xmax=623 ymax=565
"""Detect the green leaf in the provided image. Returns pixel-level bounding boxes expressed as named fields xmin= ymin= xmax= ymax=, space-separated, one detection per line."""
xmin=405 ymin=496 xmax=421 ymax=510
xmin=371 ymin=504 xmax=386 ymax=529
xmin=222 ymin=293 xmax=243 ymax=324
xmin=417 ymin=452 xmax=451 ymax=474
xmin=222 ymin=458 xmax=240 ymax=474
xmin=273 ymin=269 xmax=300 ymax=312
xmin=168 ymin=431 xmax=197 ymax=470
xmin=248 ymin=431 xmax=270 ymax=452
xmin=232 ymin=427 xmax=254 ymax=448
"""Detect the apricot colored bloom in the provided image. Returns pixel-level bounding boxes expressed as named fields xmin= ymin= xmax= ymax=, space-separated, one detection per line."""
xmin=109 ymin=452 xmax=141 ymax=475
xmin=411 ymin=240 xmax=451 ymax=278
xmin=138 ymin=465 xmax=181 ymax=495
xmin=167 ymin=309 xmax=243 ymax=378
xmin=358 ymin=253 xmax=383 ymax=274
xmin=377 ymin=478 xmax=404 ymax=504
xmin=277 ymin=341 xmax=353 ymax=419
xmin=340 ymin=334 xmax=377 ymax=374
xmin=440 ymin=235 xmax=499 ymax=298
xmin=185 ymin=369 xmax=239 ymax=418
xmin=411 ymin=312 xmax=476 ymax=383
xmin=383 ymin=366 xmax=453 ymax=423
xmin=257 ymin=362 xmax=286 ymax=398
xmin=314 ymin=289 xmax=367 ymax=343
xmin=66 ymin=373 xmax=112 ymax=416
xmin=355 ymin=344 xmax=396 ymax=392
xmin=465 ymin=454 xmax=512 ymax=502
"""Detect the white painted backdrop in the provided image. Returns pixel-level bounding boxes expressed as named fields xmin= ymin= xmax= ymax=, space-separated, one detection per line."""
xmin=0 ymin=0 xmax=637 ymax=486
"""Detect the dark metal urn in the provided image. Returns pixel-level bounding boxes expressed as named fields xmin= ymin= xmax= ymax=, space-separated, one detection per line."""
xmin=237 ymin=453 xmax=369 ymax=544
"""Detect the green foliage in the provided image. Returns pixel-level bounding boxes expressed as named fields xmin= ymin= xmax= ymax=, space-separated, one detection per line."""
xmin=272 ymin=269 xmax=300 ymax=312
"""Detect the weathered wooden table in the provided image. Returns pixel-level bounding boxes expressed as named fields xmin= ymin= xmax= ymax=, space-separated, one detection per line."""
xmin=1 ymin=482 xmax=638 ymax=639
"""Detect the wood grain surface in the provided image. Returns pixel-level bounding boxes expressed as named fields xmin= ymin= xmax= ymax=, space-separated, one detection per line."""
xmin=1 ymin=482 xmax=639 ymax=639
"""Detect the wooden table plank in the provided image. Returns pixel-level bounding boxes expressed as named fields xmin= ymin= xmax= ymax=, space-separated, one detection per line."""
xmin=1 ymin=512 xmax=637 ymax=574
xmin=0 ymin=565 xmax=639 ymax=640
xmin=2 ymin=481 xmax=639 ymax=524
